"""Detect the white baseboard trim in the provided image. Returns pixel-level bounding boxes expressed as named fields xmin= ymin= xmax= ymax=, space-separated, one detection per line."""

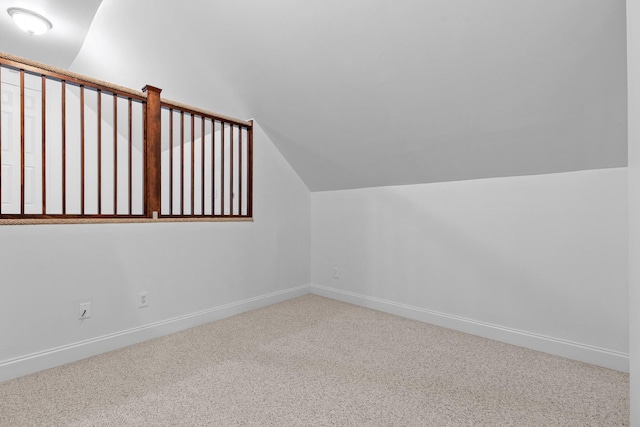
xmin=3 ymin=283 xmax=628 ymax=383
xmin=310 ymin=284 xmax=629 ymax=373
xmin=0 ymin=284 xmax=312 ymax=383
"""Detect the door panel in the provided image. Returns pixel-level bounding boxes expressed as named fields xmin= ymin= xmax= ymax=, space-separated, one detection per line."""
xmin=1 ymin=80 xmax=20 ymax=214
xmin=24 ymin=85 xmax=42 ymax=213
xmin=1 ymin=71 xmax=43 ymax=214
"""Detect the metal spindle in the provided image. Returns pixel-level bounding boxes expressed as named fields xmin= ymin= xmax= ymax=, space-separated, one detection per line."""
xmin=230 ymin=124 xmax=234 ymax=215
xmin=0 ymin=66 xmax=3 ymax=214
xmin=62 ymin=81 xmax=66 ymax=214
xmin=239 ymin=127 xmax=243 ymax=216
xmin=211 ymin=120 xmax=216 ymax=215
xmin=221 ymin=122 xmax=225 ymax=215
xmin=201 ymin=116 xmax=205 ymax=214
xmin=128 ymin=98 xmax=132 ymax=215
xmin=41 ymin=75 xmax=46 ymax=215
xmin=169 ymin=108 xmax=173 ymax=215
xmin=113 ymin=93 xmax=117 ymax=214
xmin=180 ymin=111 xmax=184 ymax=215
xmin=140 ymin=98 xmax=145 ymax=216
xmin=247 ymin=122 xmax=253 ymax=217
xmin=191 ymin=113 xmax=195 ymax=215
xmin=97 ymin=90 xmax=102 ymax=214
xmin=80 ymin=85 xmax=85 ymax=215
xmin=20 ymin=70 xmax=25 ymax=214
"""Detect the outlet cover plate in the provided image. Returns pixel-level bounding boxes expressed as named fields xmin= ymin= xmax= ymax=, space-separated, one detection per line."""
xmin=138 ymin=292 xmax=149 ymax=308
xmin=78 ymin=302 xmax=91 ymax=319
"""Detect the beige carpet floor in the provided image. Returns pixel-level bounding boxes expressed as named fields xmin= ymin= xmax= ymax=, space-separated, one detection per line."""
xmin=0 ymin=295 xmax=629 ymax=426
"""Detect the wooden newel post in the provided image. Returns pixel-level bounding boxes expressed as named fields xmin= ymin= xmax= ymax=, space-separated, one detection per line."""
xmin=247 ymin=120 xmax=254 ymax=218
xmin=143 ymin=85 xmax=162 ymax=219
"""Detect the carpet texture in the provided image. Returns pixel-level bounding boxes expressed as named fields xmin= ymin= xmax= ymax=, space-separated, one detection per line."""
xmin=0 ymin=295 xmax=629 ymax=426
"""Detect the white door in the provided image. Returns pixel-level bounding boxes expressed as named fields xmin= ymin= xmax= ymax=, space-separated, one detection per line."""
xmin=1 ymin=69 xmax=42 ymax=214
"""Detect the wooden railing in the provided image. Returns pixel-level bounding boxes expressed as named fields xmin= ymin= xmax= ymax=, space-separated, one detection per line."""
xmin=160 ymin=101 xmax=252 ymax=218
xmin=0 ymin=52 xmax=252 ymax=223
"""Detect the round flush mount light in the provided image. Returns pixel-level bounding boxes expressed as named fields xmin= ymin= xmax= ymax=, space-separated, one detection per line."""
xmin=7 ymin=7 xmax=53 ymax=36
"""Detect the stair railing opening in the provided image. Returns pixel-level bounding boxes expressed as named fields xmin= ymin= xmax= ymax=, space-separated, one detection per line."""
xmin=0 ymin=52 xmax=252 ymax=224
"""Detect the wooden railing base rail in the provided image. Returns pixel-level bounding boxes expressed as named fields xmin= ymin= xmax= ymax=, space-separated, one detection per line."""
xmin=0 ymin=217 xmax=253 ymax=226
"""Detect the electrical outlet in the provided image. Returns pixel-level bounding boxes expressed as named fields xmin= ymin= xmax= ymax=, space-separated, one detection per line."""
xmin=138 ymin=292 xmax=149 ymax=308
xmin=333 ymin=266 xmax=340 ymax=278
xmin=78 ymin=302 xmax=91 ymax=320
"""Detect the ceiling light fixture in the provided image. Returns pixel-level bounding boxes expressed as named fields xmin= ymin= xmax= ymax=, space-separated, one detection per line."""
xmin=7 ymin=7 xmax=52 ymax=36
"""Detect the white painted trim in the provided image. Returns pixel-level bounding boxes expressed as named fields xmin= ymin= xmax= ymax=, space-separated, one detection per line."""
xmin=310 ymin=284 xmax=629 ymax=372
xmin=0 ymin=284 xmax=312 ymax=383
xmin=2 ymin=283 xmax=627 ymax=383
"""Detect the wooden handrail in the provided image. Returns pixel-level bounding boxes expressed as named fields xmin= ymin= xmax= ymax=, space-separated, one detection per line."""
xmin=0 ymin=52 xmax=146 ymax=100
xmin=0 ymin=52 xmax=252 ymax=127
xmin=161 ymin=99 xmax=252 ymax=128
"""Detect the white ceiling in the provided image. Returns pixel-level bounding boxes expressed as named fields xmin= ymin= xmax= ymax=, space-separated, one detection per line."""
xmin=3 ymin=0 xmax=629 ymax=191
xmin=0 ymin=0 xmax=102 ymax=68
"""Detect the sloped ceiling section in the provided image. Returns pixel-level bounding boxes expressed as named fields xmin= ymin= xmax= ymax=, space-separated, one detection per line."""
xmin=74 ymin=0 xmax=625 ymax=190
xmin=0 ymin=0 xmax=103 ymax=68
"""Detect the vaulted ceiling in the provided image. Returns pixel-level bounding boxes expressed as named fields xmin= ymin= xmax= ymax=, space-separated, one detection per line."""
xmin=0 ymin=0 xmax=628 ymax=191
xmin=0 ymin=0 xmax=102 ymax=67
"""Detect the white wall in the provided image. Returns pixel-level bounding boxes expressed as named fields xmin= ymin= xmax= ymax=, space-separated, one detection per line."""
xmin=0 ymin=121 xmax=311 ymax=381
xmin=628 ymin=0 xmax=640 ymax=423
xmin=311 ymin=168 xmax=628 ymax=371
